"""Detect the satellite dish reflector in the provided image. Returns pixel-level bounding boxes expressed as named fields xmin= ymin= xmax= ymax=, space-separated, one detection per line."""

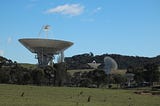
xmin=19 ymin=25 xmax=74 ymax=67
xmin=104 ymin=56 xmax=118 ymax=74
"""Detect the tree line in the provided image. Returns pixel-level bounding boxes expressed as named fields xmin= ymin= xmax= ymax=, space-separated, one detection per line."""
xmin=0 ymin=56 xmax=160 ymax=88
xmin=0 ymin=56 xmax=67 ymax=86
xmin=65 ymin=53 xmax=160 ymax=70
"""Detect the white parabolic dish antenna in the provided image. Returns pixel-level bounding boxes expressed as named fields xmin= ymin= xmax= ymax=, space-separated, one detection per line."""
xmin=104 ymin=56 xmax=118 ymax=74
xmin=19 ymin=25 xmax=73 ymax=66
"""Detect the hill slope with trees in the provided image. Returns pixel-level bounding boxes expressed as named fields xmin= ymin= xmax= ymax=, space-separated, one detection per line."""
xmin=65 ymin=53 xmax=160 ymax=69
xmin=1 ymin=54 xmax=160 ymax=87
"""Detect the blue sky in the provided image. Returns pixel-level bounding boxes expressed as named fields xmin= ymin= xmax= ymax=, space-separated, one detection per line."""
xmin=0 ymin=0 xmax=160 ymax=63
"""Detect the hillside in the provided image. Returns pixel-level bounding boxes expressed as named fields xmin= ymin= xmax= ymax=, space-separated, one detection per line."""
xmin=1 ymin=53 xmax=160 ymax=70
xmin=0 ymin=56 xmax=16 ymax=67
xmin=1 ymin=55 xmax=160 ymax=87
xmin=65 ymin=53 xmax=160 ymax=69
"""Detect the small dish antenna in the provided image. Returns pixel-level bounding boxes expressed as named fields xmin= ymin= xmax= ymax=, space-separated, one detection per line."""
xmin=104 ymin=56 xmax=118 ymax=75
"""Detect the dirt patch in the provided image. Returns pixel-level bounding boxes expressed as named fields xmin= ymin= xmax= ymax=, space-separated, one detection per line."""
xmin=134 ymin=91 xmax=152 ymax=95
xmin=134 ymin=91 xmax=160 ymax=96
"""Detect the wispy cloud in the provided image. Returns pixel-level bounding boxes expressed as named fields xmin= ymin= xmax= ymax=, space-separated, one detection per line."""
xmin=26 ymin=4 xmax=36 ymax=9
xmin=92 ymin=7 xmax=102 ymax=14
xmin=45 ymin=4 xmax=84 ymax=16
xmin=81 ymin=6 xmax=102 ymax=22
xmin=26 ymin=0 xmax=38 ymax=9
xmin=0 ymin=50 xmax=4 ymax=56
xmin=7 ymin=36 xmax=12 ymax=44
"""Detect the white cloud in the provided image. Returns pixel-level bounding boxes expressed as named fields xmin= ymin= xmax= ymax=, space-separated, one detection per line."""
xmin=45 ymin=4 xmax=84 ymax=16
xmin=0 ymin=50 xmax=4 ymax=56
xmin=93 ymin=7 xmax=102 ymax=14
xmin=26 ymin=4 xmax=36 ymax=9
xmin=7 ymin=37 xmax=12 ymax=44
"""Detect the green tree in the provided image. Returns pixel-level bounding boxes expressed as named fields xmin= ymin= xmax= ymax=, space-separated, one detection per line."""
xmin=44 ymin=66 xmax=56 ymax=85
xmin=32 ymin=68 xmax=44 ymax=85
xmin=113 ymin=74 xmax=126 ymax=88
xmin=144 ymin=63 xmax=160 ymax=85
xmin=0 ymin=67 xmax=10 ymax=83
xmin=87 ymin=69 xmax=107 ymax=88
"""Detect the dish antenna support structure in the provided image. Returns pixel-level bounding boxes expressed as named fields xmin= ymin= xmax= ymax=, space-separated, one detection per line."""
xmin=19 ymin=25 xmax=73 ymax=67
xmin=38 ymin=25 xmax=51 ymax=38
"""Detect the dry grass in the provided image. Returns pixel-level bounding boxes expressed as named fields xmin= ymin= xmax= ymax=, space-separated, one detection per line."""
xmin=67 ymin=69 xmax=127 ymax=75
xmin=67 ymin=69 xmax=94 ymax=75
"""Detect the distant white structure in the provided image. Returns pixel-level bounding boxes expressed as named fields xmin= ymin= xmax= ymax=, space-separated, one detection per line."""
xmin=92 ymin=60 xmax=96 ymax=64
xmin=125 ymin=73 xmax=135 ymax=87
xmin=88 ymin=60 xmax=101 ymax=69
xmin=104 ymin=56 xmax=118 ymax=74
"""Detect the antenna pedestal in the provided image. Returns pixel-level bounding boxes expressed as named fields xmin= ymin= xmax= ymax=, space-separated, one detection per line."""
xmin=37 ymin=49 xmax=54 ymax=66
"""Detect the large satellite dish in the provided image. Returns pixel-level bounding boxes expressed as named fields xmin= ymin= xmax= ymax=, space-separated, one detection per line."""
xmin=104 ymin=56 xmax=118 ymax=74
xmin=19 ymin=25 xmax=73 ymax=67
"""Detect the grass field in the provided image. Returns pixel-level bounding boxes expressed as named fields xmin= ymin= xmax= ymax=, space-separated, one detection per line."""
xmin=0 ymin=84 xmax=159 ymax=106
xmin=67 ymin=69 xmax=127 ymax=75
xmin=20 ymin=63 xmax=37 ymax=69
